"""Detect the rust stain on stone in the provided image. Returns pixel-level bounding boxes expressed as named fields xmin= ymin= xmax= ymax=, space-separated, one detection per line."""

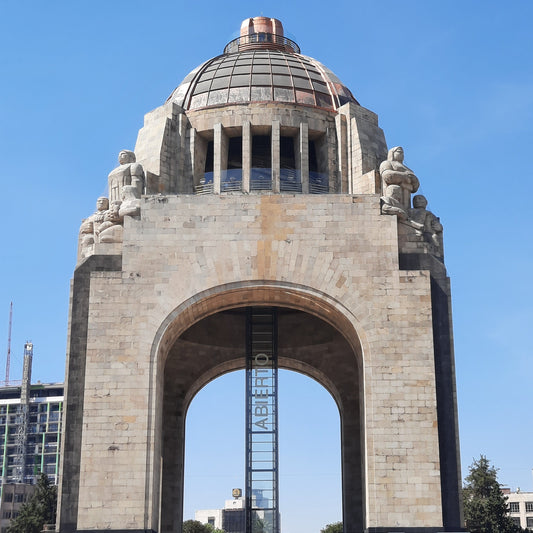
xmin=259 ymin=196 xmax=304 ymax=240
xmin=336 ymin=274 xmax=347 ymax=288
xmin=255 ymin=197 xmax=304 ymax=278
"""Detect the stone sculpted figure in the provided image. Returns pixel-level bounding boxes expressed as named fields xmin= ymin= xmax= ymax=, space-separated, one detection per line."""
xmin=108 ymin=150 xmax=144 ymax=202
xmin=79 ymin=197 xmax=110 ymax=256
xmin=409 ymin=195 xmax=443 ymax=252
xmin=381 ymin=185 xmax=424 ymax=234
xmin=118 ymin=185 xmax=141 ymax=218
xmin=97 ymin=200 xmax=123 ymax=243
xmin=379 ymin=147 xmax=420 ymax=209
xmin=381 ymin=185 xmax=408 ymax=221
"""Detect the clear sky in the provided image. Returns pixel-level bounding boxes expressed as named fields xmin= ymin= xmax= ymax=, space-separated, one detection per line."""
xmin=1 ymin=1 xmax=532 ymax=532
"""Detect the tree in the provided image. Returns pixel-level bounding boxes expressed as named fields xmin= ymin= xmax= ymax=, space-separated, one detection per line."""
xmin=321 ymin=522 xmax=343 ymax=533
xmin=8 ymin=472 xmax=57 ymax=533
xmin=462 ymin=455 xmax=526 ymax=533
xmin=182 ymin=519 xmax=225 ymax=533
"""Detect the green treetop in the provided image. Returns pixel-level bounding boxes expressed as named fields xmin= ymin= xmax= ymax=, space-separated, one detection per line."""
xmin=182 ymin=519 xmax=225 ymax=533
xmin=462 ymin=455 xmax=526 ymax=533
xmin=321 ymin=521 xmax=343 ymax=533
xmin=7 ymin=473 xmax=57 ymax=533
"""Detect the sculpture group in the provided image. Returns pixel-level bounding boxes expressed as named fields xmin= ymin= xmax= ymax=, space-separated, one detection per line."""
xmin=79 ymin=146 xmax=443 ymax=259
xmin=79 ymin=151 xmax=143 ymax=258
xmin=380 ymin=146 xmax=443 ymax=256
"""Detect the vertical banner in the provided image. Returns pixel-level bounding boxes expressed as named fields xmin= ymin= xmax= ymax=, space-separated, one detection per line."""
xmin=246 ymin=308 xmax=279 ymax=533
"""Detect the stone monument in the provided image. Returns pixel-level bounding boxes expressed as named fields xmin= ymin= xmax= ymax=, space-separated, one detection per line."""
xmin=58 ymin=17 xmax=465 ymax=533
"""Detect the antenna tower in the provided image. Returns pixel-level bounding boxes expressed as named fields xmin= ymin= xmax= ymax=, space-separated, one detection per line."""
xmin=5 ymin=302 xmax=12 ymax=386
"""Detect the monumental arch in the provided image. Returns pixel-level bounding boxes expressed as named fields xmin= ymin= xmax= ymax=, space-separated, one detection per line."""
xmin=58 ymin=17 xmax=464 ymax=533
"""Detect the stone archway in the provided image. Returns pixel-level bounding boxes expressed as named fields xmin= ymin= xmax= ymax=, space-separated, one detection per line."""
xmin=149 ymin=283 xmax=367 ymax=533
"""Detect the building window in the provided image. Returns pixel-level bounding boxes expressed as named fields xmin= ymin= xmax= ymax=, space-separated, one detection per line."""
xmin=308 ymin=137 xmax=329 ymax=193
xmin=223 ymin=136 xmax=243 ymax=192
xmin=511 ymin=517 xmax=521 ymax=526
xmin=526 ymin=501 xmax=533 ymax=512
xmin=2 ymin=511 xmax=11 ymax=519
xmin=280 ymin=136 xmax=299 ymax=192
xmin=527 ymin=517 xmax=533 ymax=527
xmin=208 ymin=517 xmax=215 ymax=526
xmin=4 ymin=492 xmax=13 ymax=502
xmin=14 ymin=493 xmax=25 ymax=503
xmin=509 ymin=501 xmax=520 ymax=513
xmin=251 ymin=134 xmax=272 ymax=190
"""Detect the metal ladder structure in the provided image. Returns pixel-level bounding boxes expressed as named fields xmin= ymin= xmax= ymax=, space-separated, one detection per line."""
xmin=245 ymin=307 xmax=279 ymax=533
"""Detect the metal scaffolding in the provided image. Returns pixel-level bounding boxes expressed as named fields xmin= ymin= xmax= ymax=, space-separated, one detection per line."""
xmin=245 ymin=307 xmax=279 ymax=533
xmin=13 ymin=342 xmax=32 ymax=483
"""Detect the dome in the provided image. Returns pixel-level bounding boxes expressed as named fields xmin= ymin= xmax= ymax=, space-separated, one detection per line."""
xmin=167 ymin=18 xmax=358 ymax=111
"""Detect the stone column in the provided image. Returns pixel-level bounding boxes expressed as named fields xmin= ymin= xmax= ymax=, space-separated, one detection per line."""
xmin=160 ymin=389 xmax=186 ymax=533
xmin=271 ymin=120 xmax=280 ymax=193
xmin=188 ymin=128 xmax=198 ymax=193
xmin=176 ymin=113 xmax=189 ymax=193
xmin=337 ymin=102 xmax=387 ymax=194
xmin=213 ymin=123 xmax=228 ymax=194
xmin=299 ymin=122 xmax=309 ymax=194
xmin=335 ymin=113 xmax=348 ymax=193
xmin=242 ymin=121 xmax=251 ymax=193
xmin=327 ymin=126 xmax=337 ymax=193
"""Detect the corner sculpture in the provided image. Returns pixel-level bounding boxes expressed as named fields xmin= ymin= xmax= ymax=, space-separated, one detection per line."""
xmin=79 ymin=197 xmax=110 ymax=258
xmin=119 ymin=185 xmax=141 ymax=218
xmin=108 ymin=149 xmax=145 ymax=202
xmin=78 ymin=152 xmax=142 ymax=260
xmin=409 ymin=194 xmax=444 ymax=256
xmin=380 ymin=147 xmax=443 ymax=256
xmin=379 ymin=146 xmax=420 ymax=209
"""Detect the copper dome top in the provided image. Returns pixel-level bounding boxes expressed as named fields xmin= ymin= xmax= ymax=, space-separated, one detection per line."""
xmin=167 ymin=17 xmax=358 ymax=112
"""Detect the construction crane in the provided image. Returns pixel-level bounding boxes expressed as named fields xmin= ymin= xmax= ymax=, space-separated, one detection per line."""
xmin=13 ymin=342 xmax=32 ymax=483
xmin=5 ymin=302 xmax=12 ymax=386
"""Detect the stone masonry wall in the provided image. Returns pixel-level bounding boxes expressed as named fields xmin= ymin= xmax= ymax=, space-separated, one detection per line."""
xmin=69 ymin=193 xmax=443 ymax=531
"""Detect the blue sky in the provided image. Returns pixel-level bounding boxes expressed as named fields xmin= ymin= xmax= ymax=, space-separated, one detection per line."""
xmin=1 ymin=1 xmax=532 ymax=532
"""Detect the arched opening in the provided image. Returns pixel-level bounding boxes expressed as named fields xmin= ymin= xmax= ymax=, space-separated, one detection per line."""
xmin=154 ymin=288 xmax=366 ymax=533
xmin=183 ymin=369 xmax=342 ymax=532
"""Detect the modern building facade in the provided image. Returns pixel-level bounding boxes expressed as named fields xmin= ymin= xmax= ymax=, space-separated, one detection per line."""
xmin=58 ymin=16 xmax=464 ymax=533
xmin=0 ymin=380 xmax=63 ymax=532
xmin=0 ymin=383 xmax=64 ymax=487
xmin=504 ymin=489 xmax=533 ymax=530
xmin=0 ymin=482 xmax=35 ymax=533
xmin=195 ymin=490 xmax=269 ymax=533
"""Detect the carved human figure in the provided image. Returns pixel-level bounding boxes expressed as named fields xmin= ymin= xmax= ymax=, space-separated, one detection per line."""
xmin=108 ymin=150 xmax=144 ymax=202
xmin=409 ymin=194 xmax=443 ymax=251
xmin=118 ymin=185 xmax=141 ymax=218
xmin=381 ymin=185 xmax=408 ymax=221
xmin=379 ymin=147 xmax=420 ymax=209
xmin=381 ymin=185 xmax=424 ymax=234
xmin=79 ymin=197 xmax=109 ymax=256
xmin=97 ymin=200 xmax=123 ymax=243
